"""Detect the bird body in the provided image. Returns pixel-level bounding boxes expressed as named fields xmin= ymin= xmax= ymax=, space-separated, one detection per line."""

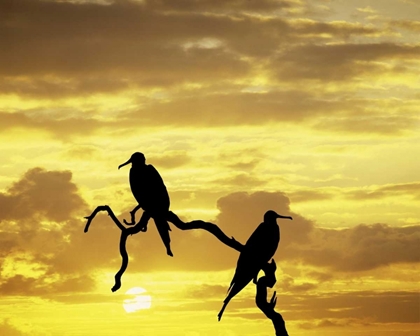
xmin=218 ymin=210 xmax=292 ymax=321
xmin=228 ymin=221 xmax=279 ymax=293
xmin=129 ymin=164 xmax=170 ymax=213
xmin=119 ymin=152 xmax=173 ymax=256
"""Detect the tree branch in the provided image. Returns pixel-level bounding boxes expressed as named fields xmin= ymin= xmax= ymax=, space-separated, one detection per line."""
xmin=256 ymin=260 xmax=289 ymax=336
xmin=167 ymin=211 xmax=244 ymax=252
xmin=84 ymin=205 xmax=134 ymax=292
xmin=84 ymin=206 xmax=244 ymax=292
xmin=84 ymin=205 xmax=288 ymax=335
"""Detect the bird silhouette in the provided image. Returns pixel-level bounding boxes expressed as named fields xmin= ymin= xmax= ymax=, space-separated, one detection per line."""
xmin=218 ymin=210 xmax=292 ymax=321
xmin=118 ymin=152 xmax=173 ymax=256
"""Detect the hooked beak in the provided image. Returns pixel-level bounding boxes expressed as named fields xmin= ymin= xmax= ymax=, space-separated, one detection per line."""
xmin=277 ymin=214 xmax=293 ymax=220
xmin=118 ymin=158 xmax=131 ymax=170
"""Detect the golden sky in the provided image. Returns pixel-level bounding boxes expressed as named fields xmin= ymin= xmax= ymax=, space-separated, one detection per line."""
xmin=1 ymin=0 xmax=419 ymax=335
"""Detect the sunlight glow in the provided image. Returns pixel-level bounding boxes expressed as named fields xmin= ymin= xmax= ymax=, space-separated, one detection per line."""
xmin=123 ymin=287 xmax=152 ymax=313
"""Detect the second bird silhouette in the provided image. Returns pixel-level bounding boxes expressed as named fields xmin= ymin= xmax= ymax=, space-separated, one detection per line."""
xmin=218 ymin=210 xmax=292 ymax=321
xmin=119 ymin=152 xmax=173 ymax=257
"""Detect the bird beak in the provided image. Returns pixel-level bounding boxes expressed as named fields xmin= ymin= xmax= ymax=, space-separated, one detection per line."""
xmin=276 ymin=214 xmax=293 ymax=220
xmin=118 ymin=158 xmax=131 ymax=169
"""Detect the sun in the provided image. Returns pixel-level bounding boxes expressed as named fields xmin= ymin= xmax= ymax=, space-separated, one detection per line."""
xmin=123 ymin=287 xmax=152 ymax=313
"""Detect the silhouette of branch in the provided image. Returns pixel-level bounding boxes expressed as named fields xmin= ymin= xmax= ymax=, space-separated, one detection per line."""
xmin=84 ymin=206 xmax=244 ymax=292
xmin=256 ymin=260 xmax=289 ymax=336
xmin=85 ymin=206 xmax=288 ymax=335
xmin=84 ymin=205 xmax=126 ymax=232
xmin=84 ymin=205 xmax=145 ymax=292
xmin=167 ymin=211 xmax=244 ymax=252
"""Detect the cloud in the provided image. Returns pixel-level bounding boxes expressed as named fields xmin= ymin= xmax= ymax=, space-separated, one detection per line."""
xmin=0 ymin=274 xmax=95 ymax=296
xmin=272 ymin=42 xmax=420 ymax=81
xmin=288 ymin=189 xmax=333 ymax=202
xmin=0 ymin=0 xmax=387 ymax=97
xmin=391 ymin=20 xmax=420 ymax=32
xmin=279 ymin=274 xmax=318 ymax=292
xmin=0 ymin=167 xmax=87 ymax=223
xmin=148 ymin=151 xmax=192 ymax=169
xmin=236 ymin=291 xmax=420 ymax=324
xmin=143 ymin=0 xmax=295 ymax=12
xmin=121 ymin=90 xmax=347 ymax=127
xmin=211 ymin=173 xmax=266 ymax=188
xmin=0 ymin=112 xmax=101 ymax=140
xmin=0 ymin=319 xmax=26 ymax=336
xmin=0 ymin=168 xmax=98 ymax=296
xmin=315 ymin=113 xmax=420 ymax=135
xmin=185 ymin=283 xmax=227 ymax=299
xmin=1 ymin=170 xmax=418 ymax=300
xmin=289 ymin=223 xmax=420 ymax=272
xmin=1 ymin=0 xmax=251 ymax=79
xmin=346 ymin=182 xmax=420 ymax=201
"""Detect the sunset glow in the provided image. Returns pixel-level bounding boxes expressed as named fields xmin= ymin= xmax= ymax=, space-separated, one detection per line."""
xmin=1 ymin=0 xmax=419 ymax=335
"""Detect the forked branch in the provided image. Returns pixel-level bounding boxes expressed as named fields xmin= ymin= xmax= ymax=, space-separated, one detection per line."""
xmin=84 ymin=206 xmax=244 ymax=291
xmin=256 ymin=260 xmax=289 ymax=336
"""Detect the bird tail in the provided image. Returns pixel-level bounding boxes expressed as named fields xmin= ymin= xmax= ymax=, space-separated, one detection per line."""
xmin=227 ymin=282 xmax=233 ymax=294
xmin=226 ymin=275 xmax=236 ymax=294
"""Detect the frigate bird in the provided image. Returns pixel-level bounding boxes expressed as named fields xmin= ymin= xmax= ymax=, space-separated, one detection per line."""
xmin=118 ymin=152 xmax=173 ymax=256
xmin=218 ymin=210 xmax=292 ymax=321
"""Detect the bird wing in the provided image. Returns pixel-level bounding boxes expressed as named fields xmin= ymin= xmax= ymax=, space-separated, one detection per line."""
xmin=129 ymin=165 xmax=170 ymax=210
xmin=227 ymin=223 xmax=278 ymax=295
xmin=239 ymin=222 xmax=278 ymax=265
xmin=146 ymin=165 xmax=170 ymax=209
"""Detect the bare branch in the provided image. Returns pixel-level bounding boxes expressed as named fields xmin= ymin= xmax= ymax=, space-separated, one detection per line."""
xmin=167 ymin=211 xmax=244 ymax=252
xmin=84 ymin=206 xmax=244 ymax=292
xmin=256 ymin=260 xmax=289 ymax=336
xmin=84 ymin=205 xmax=143 ymax=292
xmin=84 ymin=205 xmax=126 ymax=232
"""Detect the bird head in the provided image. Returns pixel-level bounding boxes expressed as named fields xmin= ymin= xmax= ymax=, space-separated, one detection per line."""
xmin=118 ymin=152 xmax=146 ymax=169
xmin=264 ymin=210 xmax=293 ymax=222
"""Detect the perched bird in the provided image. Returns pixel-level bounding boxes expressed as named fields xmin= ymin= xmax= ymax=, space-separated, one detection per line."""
xmin=118 ymin=152 xmax=173 ymax=256
xmin=218 ymin=210 xmax=292 ymax=321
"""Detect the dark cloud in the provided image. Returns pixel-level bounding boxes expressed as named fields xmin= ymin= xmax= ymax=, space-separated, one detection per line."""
xmin=1 ymin=170 xmax=418 ymax=300
xmin=148 ymin=151 xmax=192 ymax=169
xmin=346 ymin=182 xmax=420 ymax=200
xmin=216 ymin=191 xmax=313 ymax=247
xmin=0 ymin=274 xmax=95 ymax=296
xmin=0 ymin=0 xmax=386 ymax=97
xmin=0 ymin=319 xmax=27 ymax=336
xmin=0 ymin=168 xmax=99 ymax=296
xmin=122 ymin=90 xmax=346 ymax=127
xmin=0 ymin=167 xmax=87 ymax=223
xmin=315 ymin=113 xmax=420 ymax=135
xmin=279 ymin=275 xmax=318 ymax=292
xmin=0 ymin=0 xmax=251 ymax=79
xmin=390 ymin=20 xmax=420 ymax=32
xmin=227 ymin=159 xmax=260 ymax=171
xmin=212 ymin=173 xmax=266 ymax=188
xmin=177 ymin=289 xmax=420 ymax=325
xmin=272 ymin=43 xmax=420 ymax=81
xmin=185 ymin=283 xmax=226 ymax=299
xmin=289 ymin=223 xmax=420 ymax=272
xmin=144 ymin=0 xmax=294 ymax=12
xmin=289 ymin=189 xmax=333 ymax=202
xmin=100 ymin=191 xmax=312 ymax=274
xmin=0 ymin=112 xmax=101 ymax=140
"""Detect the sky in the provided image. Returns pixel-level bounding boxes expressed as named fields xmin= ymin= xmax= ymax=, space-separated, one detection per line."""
xmin=0 ymin=0 xmax=419 ymax=335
